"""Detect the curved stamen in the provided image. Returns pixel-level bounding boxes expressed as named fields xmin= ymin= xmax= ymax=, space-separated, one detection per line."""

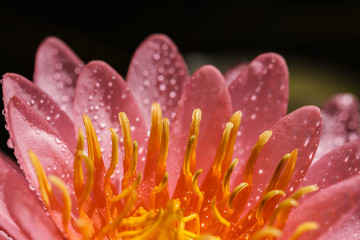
xmin=49 ymin=176 xmax=72 ymax=233
xmin=251 ymin=226 xmax=282 ymax=240
xmin=289 ymin=221 xmax=319 ymax=240
xmin=256 ymin=190 xmax=285 ymax=225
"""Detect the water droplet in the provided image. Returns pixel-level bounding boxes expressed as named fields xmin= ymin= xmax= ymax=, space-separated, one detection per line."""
xmin=55 ymin=137 xmax=62 ymax=144
xmin=153 ymin=53 xmax=160 ymax=60
xmin=7 ymin=138 xmax=14 ymax=149
xmin=169 ymin=91 xmax=176 ymax=98
xmin=108 ymin=82 xmax=113 ymax=87
xmin=159 ymin=84 xmax=166 ymax=91
xmin=100 ymin=122 xmax=106 ymax=128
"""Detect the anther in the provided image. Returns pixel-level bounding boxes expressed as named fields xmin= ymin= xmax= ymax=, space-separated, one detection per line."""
xmin=276 ymin=149 xmax=297 ymax=190
xmin=111 ymin=173 xmax=142 ymax=203
xmin=289 ymin=221 xmax=319 ymax=240
xmin=192 ymin=169 xmax=204 ymax=214
xmin=119 ymin=112 xmax=133 ymax=175
xmin=222 ymin=111 xmax=242 ymax=174
xmin=222 ymin=158 xmax=239 ymax=196
xmin=77 ymin=152 xmax=94 ymax=211
xmin=228 ymin=182 xmax=249 ymax=211
xmin=49 ymin=176 xmax=72 ymax=233
xmin=83 ymin=114 xmax=102 ymax=164
xmin=213 ymin=122 xmax=234 ymax=173
xmin=211 ymin=199 xmax=231 ymax=228
xmin=144 ymin=103 xmax=162 ymax=179
xmin=256 ymin=190 xmax=285 ymax=225
xmin=289 ymin=185 xmax=318 ymax=201
xmin=251 ymin=226 xmax=282 ymax=240
xmin=268 ymin=198 xmax=299 ymax=226
xmin=74 ymin=129 xmax=85 ymax=195
xmin=264 ymin=153 xmax=290 ymax=195
xmin=28 ymin=150 xmax=52 ymax=207
xmin=244 ymin=130 xmax=272 ymax=184
xmin=123 ymin=141 xmax=138 ymax=183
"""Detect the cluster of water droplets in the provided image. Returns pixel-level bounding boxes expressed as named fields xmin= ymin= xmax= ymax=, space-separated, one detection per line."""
xmin=129 ymin=38 xmax=188 ymax=121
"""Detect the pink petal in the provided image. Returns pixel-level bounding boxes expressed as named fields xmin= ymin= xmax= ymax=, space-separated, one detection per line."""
xmin=34 ymin=36 xmax=84 ymax=120
xmin=229 ymin=53 xmax=289 ymax=167
xmin=167 ymin=65 xmax=232 ymax=192
xmin=317 ymin=207 xmax=360 ymax=240
xmin=301 ymin=139 xmax=360 ymax=190
xmin=315 ymin=93 xmax=359 ymax=161
xmin=2 ymin=73 xmax=76 ymax=151
xmin=233 ymin=106 xmax=321 ymax=210
xmin=127 ymin=34 xmax=189 ymax=124
xmin=0 ymin=153 xmax=62 ymax=239
xmin=280 ymin=175 xmax=360 ymax=239
xmin=73 ymin=61 xmax=147 ymax=177
xmin=6 ymin=96 xmax=74 ymax=197
xmin=224 ymin=62 xmax=248 ymax=86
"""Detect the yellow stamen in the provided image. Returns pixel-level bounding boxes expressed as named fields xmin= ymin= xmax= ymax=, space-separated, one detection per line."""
xmin=289 ymin=221 xmax=319 ymax=240
xmin=189 ymin=108 xmax=202 ymax=147
xmin=83 ymin=114 xmax=102 ymax=164
xmin=222 ymin=111 xmax=242 ymax=174
xmin=152 ymin=172 xmax=168 ymax=194
xmin=158 ymin=118 xmax=169 ymax=168
xmin=74 ymin=129 xmax=85 ymax=194
xmin=121 ymin=210 xmax=156 ymax=227
xmin=276 ymin=149 xmax=297 ymax=190
xmin=289 ymin=185 xmax=319 ymax=201
xmin=123 ymin=141 xmax=138 ymax=182
xmin=222 ymin=158 xmax=239 ymax=196
xmin=105 ymin=128 xmax=119 ymax=180
xmin=244 ymin=130 xmax=272 ymax=183
xmin=48 ymin=176 xmax=71 ymax=233
xmin=111 ymin=173 xmax=142 ymax=203
xmin=119 ymin=112 xmax=133 ymax=175
xmin=211 ymin=199 xmax=231 ymax=228
xmin=96 ymin=191 xmax=136 ymax=239
xmin=256 ymin=190 xmax=285 ymax=225
xmin=144 ymin=103 xmax=162 ymax=177
xmin=183 ymin=135 xmax=196 ymax=177
xmin=213 ymin=122 xmax=233 ymax=173
xmin=77 ymin=152 xmax=94 ymax=210
xmin=264 ymin=154 xmax=290 ymax=194
xmin=28 ymin=150 xmax=52 ymax=207
xmin=251 ymin=226 xmax=282 ymax=240
xmin=150 ymin=172 xmax=169 ymax=208
xmin=192 ymin=169 xmax=204 ymax=214
xmin=268 ymin=198 xmax=299 ymax=226
xmin=228 ymin=182 xmax=249 ymax=211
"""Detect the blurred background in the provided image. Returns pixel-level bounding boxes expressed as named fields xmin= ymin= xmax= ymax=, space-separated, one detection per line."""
xmin=0 ymin=1 xmax=359 ymax=157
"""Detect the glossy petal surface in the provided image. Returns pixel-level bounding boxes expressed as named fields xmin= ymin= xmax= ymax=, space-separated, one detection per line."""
xmin=6 ymin=96 xmax=74 ymax=194
xmin=34 ymin=36 xmax=84 ymax=120
xmin=74 ymin=61 xmax=147 ymax=176
xmin=168 ymin=65 xmax=232 ymax=190
xmin=127 ymin=34 xmax=189 ymax=124
xmin=229 ymin=53 xmax=289 ymax=165
xmin=0 ymin=153 xmax=62 ymax=240
xmin=2 ymin=73 xmax=76 ymax=150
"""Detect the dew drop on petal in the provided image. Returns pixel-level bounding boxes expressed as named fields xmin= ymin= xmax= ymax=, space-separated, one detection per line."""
xmin=6 ymin=138 xmax=14 ymax=149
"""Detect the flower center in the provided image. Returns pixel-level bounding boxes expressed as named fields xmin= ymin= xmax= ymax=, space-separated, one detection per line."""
xmin=29 ymin=103 xmax=319 ymax=240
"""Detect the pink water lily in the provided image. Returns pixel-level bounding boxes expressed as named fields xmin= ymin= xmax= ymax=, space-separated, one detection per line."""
xmin=0 ymin=34 xmax=359 ymax=239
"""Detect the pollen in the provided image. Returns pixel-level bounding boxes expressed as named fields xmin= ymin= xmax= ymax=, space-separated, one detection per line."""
xmin=29 ymin=103 xmax=319 ymax=239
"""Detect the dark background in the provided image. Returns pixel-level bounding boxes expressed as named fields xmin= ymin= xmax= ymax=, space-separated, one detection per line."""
xmin=0 ymin=1 xmax=359 ymax=158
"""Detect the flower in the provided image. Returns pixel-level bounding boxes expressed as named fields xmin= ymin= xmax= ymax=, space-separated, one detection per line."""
xmin=0 ymin=34 xmax=360 ymax=240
